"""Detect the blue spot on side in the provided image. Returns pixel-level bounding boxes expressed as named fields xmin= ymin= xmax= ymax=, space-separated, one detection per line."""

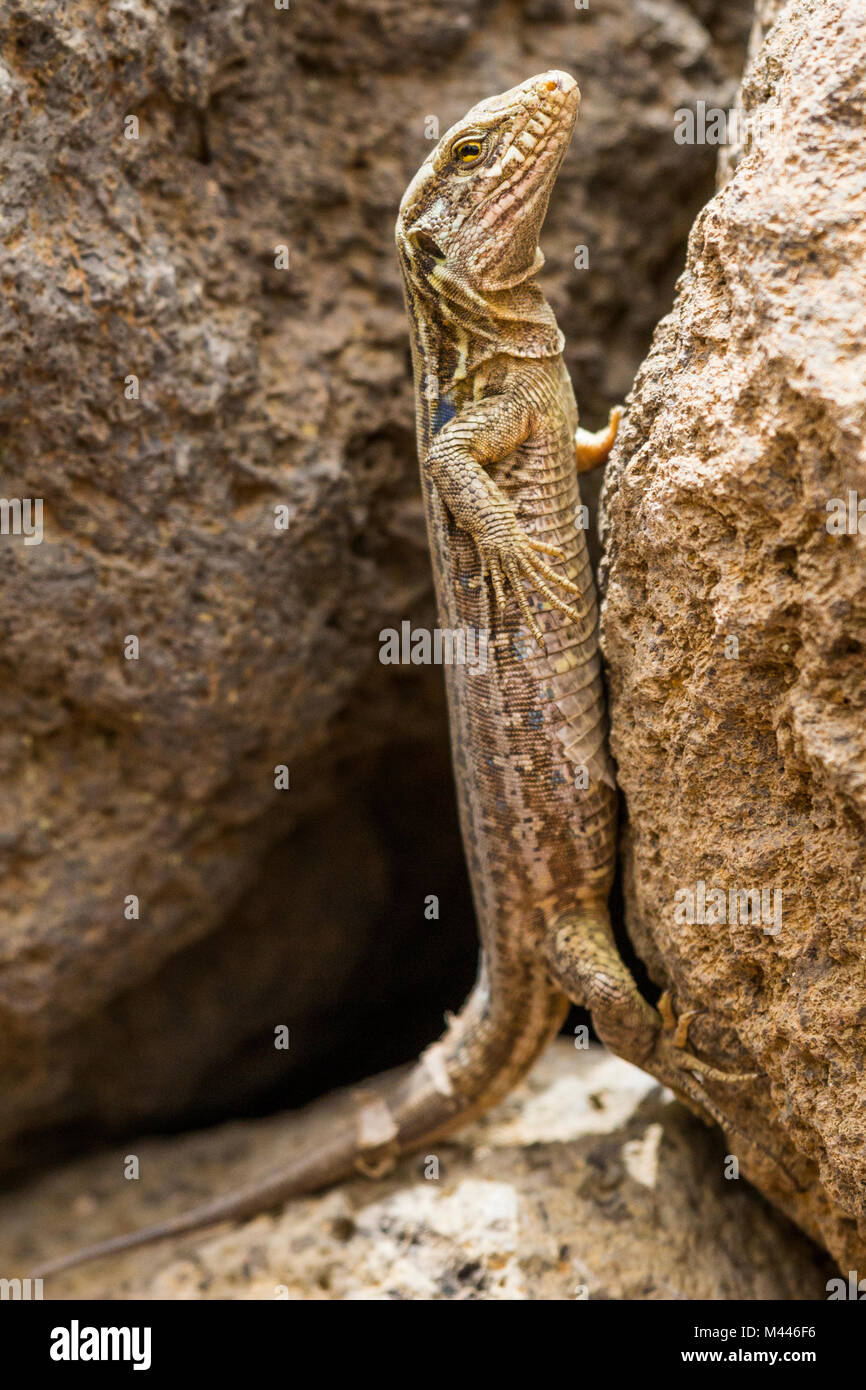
xmin=433 ymin=396 xmax=457 ymax=436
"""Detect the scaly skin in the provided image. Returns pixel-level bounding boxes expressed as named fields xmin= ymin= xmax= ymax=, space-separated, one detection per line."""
xmin=395 ymin=70 xmax=755 ymax=1109
xmin=33 ymin=71 xmax=763 ymax=1282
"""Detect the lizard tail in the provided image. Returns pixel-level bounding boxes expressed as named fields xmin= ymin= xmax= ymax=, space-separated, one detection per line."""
xmin=32 ymin=960 xmax=568 ymax=1279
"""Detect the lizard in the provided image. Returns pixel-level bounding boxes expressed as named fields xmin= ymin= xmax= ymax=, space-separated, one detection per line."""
xmin=33 ymin=70 xmax=766 ymax=1281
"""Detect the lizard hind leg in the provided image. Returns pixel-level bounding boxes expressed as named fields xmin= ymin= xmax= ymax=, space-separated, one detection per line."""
xmin=546 ymin=902 xmax=660 ymax=1067
xmin=545 ymin=905 xmax=802 ymax=1188
xmin=545 ymin=904 xmax=757 ymax=1091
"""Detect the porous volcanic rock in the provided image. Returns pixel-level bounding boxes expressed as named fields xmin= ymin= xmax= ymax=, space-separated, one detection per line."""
xmin=601 ymin=0 xmax=866 ymax=1269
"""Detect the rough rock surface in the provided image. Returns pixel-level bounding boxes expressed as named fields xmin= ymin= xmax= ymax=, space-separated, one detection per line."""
xmin=600 ymin=0 xmax=866 ymax=1270
xmin=2 ymin=1044 xmax=832 ymax=1300
xmin=0 ymin=1 xmax=752 ymax=1161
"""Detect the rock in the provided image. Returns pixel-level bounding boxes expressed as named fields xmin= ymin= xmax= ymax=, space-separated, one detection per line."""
xmin=2 ymin=1043 xmax=831 ymax=1300
xmin=0 ymin=1 xmax=752 ymax=1161
xmin=601 ymin=0 xmax=866 ymax=1269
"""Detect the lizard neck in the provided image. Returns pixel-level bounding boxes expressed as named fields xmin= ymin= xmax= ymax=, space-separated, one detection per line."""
xmin=426 ymin=262 xmax=565 ymax=392
xmin=398 ymin=236 xmax=564 ymax=435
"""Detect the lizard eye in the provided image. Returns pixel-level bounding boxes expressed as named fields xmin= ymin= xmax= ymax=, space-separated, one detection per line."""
xmin=452 ymin=136 xmax=484 ymax=166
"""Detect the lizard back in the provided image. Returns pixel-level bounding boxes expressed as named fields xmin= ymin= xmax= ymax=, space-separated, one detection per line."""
xmin=397 ymin=73 xmax=617 ymax=973
xmin=424 ymin=357 xmax=617 ymax=962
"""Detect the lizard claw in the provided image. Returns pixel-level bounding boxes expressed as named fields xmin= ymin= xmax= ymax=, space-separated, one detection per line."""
xmin=489 ymin=555 xmax=508 ymax=612
xmin=654 ymin=992 xmax=759 ymax=1086
xmin=503 ymin=556 xmax=547 ymax=648
xmin=476 ymin=530 xmax=583 ymax=651
xmin=658 ymin=989 xmax=700 ymax=1048
xmin=527 ymin=538 xmax=566 ymax=561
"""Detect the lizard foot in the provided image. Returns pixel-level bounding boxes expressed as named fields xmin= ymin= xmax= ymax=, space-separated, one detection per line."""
xmin=650 ymin=1029 xmax=760 ymax=1091
xmin=645 ymin=1027 xmax=805 ymax=1192
xmin=653 ymin=991 xmax=759 ymax=1087
xmin=543 ymin=907 xmax=799 ymax=1189
xmin=478 ymin=526 xmax=583 ymax=648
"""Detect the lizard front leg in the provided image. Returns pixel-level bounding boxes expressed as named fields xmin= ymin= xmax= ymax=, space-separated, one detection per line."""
xmin=425 ymin=391 xmax=582 ymax=647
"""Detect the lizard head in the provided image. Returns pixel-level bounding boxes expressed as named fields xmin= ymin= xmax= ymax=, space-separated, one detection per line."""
xmin=397 ymin=70 xmax=579 ymax=298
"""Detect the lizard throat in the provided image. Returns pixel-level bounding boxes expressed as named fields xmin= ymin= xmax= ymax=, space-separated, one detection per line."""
xmin=410 ymin=259 xmax=564 ymax=393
